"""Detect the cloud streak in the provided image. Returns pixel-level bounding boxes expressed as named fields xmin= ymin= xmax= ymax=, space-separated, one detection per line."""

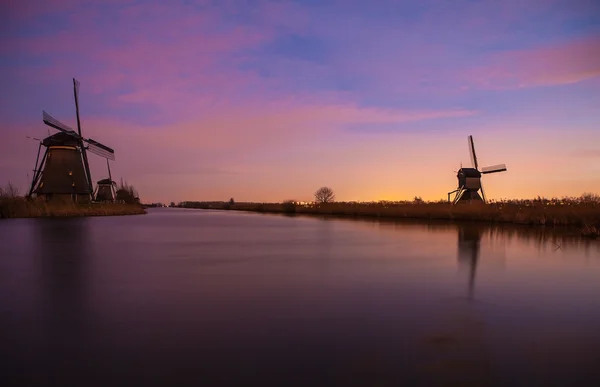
xmin=462 ymin=35 xmax=600 ymax=90
xmin=572 ymin=149 xmax=600 ymax=158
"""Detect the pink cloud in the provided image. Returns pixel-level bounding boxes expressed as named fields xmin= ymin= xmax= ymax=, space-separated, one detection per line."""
xmin=299 ymin=0 xmax=598 ymax=96
xmin=572 ymin=149 xmax=600 ymax=158
xmin=462 ymin=35 xmax=600 ymax=90
xmin=3 ymin=0 xmax=136 ymax=22
xmin=83 ymin=103 xmax=476 ymax=154
xmin=2 ymin=2 xmax=277 ymax=118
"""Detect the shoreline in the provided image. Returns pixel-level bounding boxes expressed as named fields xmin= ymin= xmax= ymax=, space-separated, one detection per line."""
xmin=177 ymin=201 xmax=600 ymax=238
xmin=0 ymin=198 xmax=146 ymax=219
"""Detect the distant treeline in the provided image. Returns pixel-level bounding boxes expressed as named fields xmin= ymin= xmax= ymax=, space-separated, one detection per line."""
xmin=178 ymin=201 xmax=250 ymax=210
xmin=176 ymin=195 xmax=600 ymax=238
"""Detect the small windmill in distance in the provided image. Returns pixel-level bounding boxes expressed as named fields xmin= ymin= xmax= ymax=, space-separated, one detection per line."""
xmin=448 ymin=135 xmax=507 ymax=204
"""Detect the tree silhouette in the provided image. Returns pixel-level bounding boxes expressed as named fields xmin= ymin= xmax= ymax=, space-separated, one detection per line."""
xmin=116 ymin=178 xmax=140 ymax=204
xmin=314 ymin=186 xmax=335 ymax=203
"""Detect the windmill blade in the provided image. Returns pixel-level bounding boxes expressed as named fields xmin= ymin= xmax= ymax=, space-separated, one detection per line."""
xmin=74 ymin=78 xmax=80 ymax=98
xmin=42 ymin=111 xmax=79 ymax=137
xmin=107 ymin=159 xmax=114 ymax=184
xmin=468 ymin=135 xmax=479 ymax=170
xmin=73 ymin=78 xmax=83 ymax=137
xmin=86 ymin=138 xmax=115 ymax=160
xmin=480 ymin=182 xmax=487 ymax=204
xmin=481 ymin=164 xmax=507 ymax=174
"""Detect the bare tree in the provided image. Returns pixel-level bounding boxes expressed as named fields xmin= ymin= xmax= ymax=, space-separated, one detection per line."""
xmin=314 ymin=186 xmax=335 ymax=203
xmin=116 ymin=178 xmax=140 ymax=204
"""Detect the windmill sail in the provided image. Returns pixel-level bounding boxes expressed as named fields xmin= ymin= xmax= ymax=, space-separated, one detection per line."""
xmin=480 ymin=181 xmax=487 ymax=203
xmin=468 ymin=135 xmax=479 ymax=170
xmin=42 ymin=111 xmax=78 ymax=136
xmin=86 ymin=139 xmax=115 ymax=160
xmin=481 ymin=164 xmax=507 ymax=174
xmin=74 ymin=78 xmax=82 ymax=136
xmin=72 ymin=78 xmax=94 ymax=193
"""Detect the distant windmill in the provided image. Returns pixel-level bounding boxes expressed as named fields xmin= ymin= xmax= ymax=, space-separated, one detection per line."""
xmin=448 ymin=135 xmax=506 ymax=204
xmin=93 ymin=160 xmax=117 ymax=202
xmin=28 ymin=78 xmax=115 ymax=202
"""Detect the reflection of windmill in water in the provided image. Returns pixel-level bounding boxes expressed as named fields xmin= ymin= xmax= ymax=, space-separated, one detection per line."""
xmin=457 ymin=224 xmax=483 ymax=299
xmin=448 ymin=135 xmax=507 ymax=204
xmin=457 ymin=224 xmax=507 ymax=299
xmin=27 ymin=78 xmax=115 ymax=202
xmin=32 ymin=218 xmax=92 ymax=379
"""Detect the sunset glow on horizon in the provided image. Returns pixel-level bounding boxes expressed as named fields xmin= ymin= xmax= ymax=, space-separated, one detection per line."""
xmin=2 ymin=0 xmax=599 ymax=203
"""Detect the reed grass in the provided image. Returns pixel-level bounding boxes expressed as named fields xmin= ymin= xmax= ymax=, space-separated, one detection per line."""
xmin=179 ymin=196 xmax=600 ymax=238
xmin=0 ymin=196 xmax=146 ymax=219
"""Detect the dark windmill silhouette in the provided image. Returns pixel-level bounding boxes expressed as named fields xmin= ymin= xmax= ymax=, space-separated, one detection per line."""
xmin=93 ymin=160 xmax=117 ymax=202
xmin=27 ymin=78 xmax=115 ymax=202
xmin=448 ymin=135 xmax=506 ymax=204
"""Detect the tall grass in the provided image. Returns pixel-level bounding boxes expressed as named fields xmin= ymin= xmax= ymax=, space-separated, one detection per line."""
xmin=0 ymin=182 xmax=145 ymax=219
xmin=178 ymin=195 xmax=600 ymax=238
xmin=0 ymin=197 xmax=146 ymax=219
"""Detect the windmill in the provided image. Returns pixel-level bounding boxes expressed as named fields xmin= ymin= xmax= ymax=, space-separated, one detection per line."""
xmin=27 ymin=78 xmax=115 ymax=202
xmin=447 ymin=135 xmax=506 ymax=204
xmin=93 ymin=160 xmax=117 ymax=202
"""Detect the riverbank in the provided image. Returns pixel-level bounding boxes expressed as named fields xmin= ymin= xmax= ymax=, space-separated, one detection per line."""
xmin=179 ymin=200 xmax=600 ymax=238
xmin=0 ymin=197 xmax=146 ymax=219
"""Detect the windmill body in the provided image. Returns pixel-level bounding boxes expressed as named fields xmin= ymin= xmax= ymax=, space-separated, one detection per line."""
xmin=28 ymin=78 xmax=115 ymax=202
xmin=93 ymin=158 xmax=117 ymax=202
xmin=448 ymin=135 xmax=506 ymax=204
xmin=94 ymin=178 xmax=116 ymax=202
xmin=33 ymin=133 xmax=91 ymax=201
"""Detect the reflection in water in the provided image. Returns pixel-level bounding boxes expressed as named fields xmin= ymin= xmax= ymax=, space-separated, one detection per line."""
xmin=33 ymin=218 xmax=91 ymax=381
xmin=457 ymin=224 xmax=482 ymax=299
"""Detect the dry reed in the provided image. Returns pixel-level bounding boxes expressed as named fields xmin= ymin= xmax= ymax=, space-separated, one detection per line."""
xmin=0 ymin=196 xmax=146 ymax=219
xmin=179 ymin=196 xmax=600 ymax=238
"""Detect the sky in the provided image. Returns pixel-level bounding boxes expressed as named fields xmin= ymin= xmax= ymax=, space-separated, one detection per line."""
xmin=1 ymin=0 xmax=599 ymax=203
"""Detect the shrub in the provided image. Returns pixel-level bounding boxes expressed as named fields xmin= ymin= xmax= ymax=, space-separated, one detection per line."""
xmin=282 ymin=200 xmax=297 ymax=214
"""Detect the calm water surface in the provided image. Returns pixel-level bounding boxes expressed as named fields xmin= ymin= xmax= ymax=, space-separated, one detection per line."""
xmin=1 ymin=208 xmax=599 ymax=386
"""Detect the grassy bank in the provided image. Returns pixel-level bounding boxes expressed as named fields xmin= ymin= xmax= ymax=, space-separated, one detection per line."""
xmin=0 ymin=197 xmax=146 ymax=219
xmin=179 ymin=199 xmax=600 ymax=238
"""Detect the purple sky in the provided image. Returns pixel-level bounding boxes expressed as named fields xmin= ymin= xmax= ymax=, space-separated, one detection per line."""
xmin=2 ymin=0 xmax=599 ymax=203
